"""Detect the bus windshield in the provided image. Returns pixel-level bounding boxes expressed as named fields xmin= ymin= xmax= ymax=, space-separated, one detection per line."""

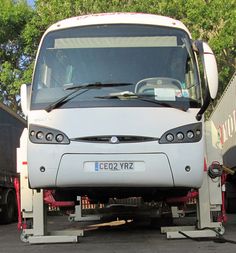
xmin=31 ymin=24 xmax=201 ymax=110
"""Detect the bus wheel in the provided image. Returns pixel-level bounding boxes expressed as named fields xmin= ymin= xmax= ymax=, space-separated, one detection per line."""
xmin=0 ymin=190 xmax=17 ymax=224
xmin=225 ymin=182 xmax=236 ymax=213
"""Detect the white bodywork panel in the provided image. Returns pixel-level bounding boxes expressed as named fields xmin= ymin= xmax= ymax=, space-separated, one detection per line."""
xmin=17 ymin=129 xmax=33 ymax=212
xmin=57 ymin=153 xmax=172 ymax=187
xmin=28 ymin=108 xmax=204 ymax=188
xmin=47 ymin=13 xmax=190 ymax=36
xmin=205 ymin=121 xmax=223 ymax=165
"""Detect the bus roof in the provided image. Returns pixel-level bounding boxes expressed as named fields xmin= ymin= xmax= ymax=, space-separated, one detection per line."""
xmin=46 ymin=13 xmax=191 ymax=37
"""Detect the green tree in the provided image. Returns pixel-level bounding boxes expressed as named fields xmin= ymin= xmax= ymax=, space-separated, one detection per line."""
xmin=1 ymin=0 xmax=235 ymax=112
xmin=26 ymin=0 xmax=235 ymax=92
xmin=0 ymin=0 xmax=33 ymax=112
xmin=181 ymin=0 xmax=236 ymax=96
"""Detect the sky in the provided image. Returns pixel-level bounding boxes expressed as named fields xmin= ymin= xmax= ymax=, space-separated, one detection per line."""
xmin=27 ymin=0 xmax=35 ymax=7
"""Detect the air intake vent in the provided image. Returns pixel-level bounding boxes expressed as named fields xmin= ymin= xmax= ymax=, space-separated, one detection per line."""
xmin=71 ymin=135 xmax=158 ymax=144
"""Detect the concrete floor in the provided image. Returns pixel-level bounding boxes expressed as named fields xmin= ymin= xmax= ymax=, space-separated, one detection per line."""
xmin=0 ymin=213 xmax=236 ymax=253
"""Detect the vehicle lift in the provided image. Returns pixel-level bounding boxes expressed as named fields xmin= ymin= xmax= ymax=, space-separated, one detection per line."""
xmin=16 ymin=128 xmax=229 ymax=244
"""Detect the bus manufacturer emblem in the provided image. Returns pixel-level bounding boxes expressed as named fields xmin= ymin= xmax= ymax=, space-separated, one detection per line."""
xmin=110 ymin=136 xmax=119 ymax=144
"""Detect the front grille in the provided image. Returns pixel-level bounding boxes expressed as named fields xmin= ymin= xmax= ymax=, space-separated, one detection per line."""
xmin=70 ymin=135 xmax=158 ymax=143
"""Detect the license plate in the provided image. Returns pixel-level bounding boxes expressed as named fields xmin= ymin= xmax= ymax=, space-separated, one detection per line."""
xmin=95 ymin=161 xmax=134 ymax=171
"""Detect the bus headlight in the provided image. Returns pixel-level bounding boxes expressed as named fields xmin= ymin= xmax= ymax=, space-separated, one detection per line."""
xmin=36 ymin=131 xmax=44 ymax=140
xmin=166 ymin=133 xmax=174 ymax=142
xmin=186 ymin=131 xmax=194 ymax=139
xmin=29 ymin=124 xmax=70 ymax=144
xmin=159 ymin=123 xmax=202 ymax=144
xmin=56 ymin=134 xmax=64 ymax=143
xmin=176 ymin=132 xmax=184 ymax=140
xmin=46 ymin=133 xmax=54 ymax=141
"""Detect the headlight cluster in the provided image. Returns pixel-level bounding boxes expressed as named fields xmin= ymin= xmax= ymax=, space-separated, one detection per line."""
xmin=29 ymin=124 xmax=70 ymax=144
xmin=159 ymin=123 xmax=202 ymax=144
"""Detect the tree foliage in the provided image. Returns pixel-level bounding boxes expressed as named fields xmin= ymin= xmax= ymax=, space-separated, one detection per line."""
xmin=0 ymin=0 xmax=33 ymax=111
xmin=0 ymin=0 xmax=235 ymax=112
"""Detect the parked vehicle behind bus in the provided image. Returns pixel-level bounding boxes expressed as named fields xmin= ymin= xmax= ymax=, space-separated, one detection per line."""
xmin=0 ymin=103 xmax=26 ymax=223
xmin=206 ymin=73 xmax=236 ymax=212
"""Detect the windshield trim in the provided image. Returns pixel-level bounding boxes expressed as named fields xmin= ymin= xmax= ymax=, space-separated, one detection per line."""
xmin=31 ymin=24 xmax=201 ymax=111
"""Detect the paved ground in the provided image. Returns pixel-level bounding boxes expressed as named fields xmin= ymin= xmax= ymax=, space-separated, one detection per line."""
xmin=0 ymin=214 xmax=236 ymax=253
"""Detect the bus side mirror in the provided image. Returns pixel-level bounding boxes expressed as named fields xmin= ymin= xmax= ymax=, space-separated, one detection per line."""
xmin=202 ymin=42 xmax=218 ymax=99
xmin=21 ymin=83 xmax=31 ymax=117
xmin=194 ymin=41 xmax=218 ymax=120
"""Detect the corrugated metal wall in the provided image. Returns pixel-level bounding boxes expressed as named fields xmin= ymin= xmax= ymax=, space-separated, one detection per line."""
xmin=0 ymin=105 xmax=26 ymax=174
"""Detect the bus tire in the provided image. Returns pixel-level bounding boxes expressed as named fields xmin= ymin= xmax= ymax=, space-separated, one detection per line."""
xmin=225 ymin=196 xmax=236 ymax=213
xmin=225 ymin=182 xmax=236 ymax=213
xmin=0 ymin=190 xmax=17 ymax=224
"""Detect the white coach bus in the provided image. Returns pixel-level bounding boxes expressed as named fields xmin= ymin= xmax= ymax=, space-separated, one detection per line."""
xmin=21 ymin=13 xmax=218 ymax=202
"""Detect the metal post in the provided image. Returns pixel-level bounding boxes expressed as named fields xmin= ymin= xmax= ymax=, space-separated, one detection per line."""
xmin=161 ymin=171 xmax=223 ymax=239
xmin=32 ymin=190 xmax=46 ymax=236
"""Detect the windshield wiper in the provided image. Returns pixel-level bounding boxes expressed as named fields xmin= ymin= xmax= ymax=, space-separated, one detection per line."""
xmin=44 ymin=82 xmax=133 ymax=112
xmin=95 ymin=92 xmax=189 ymax=112
xmin=64 ymin=82 xmax=133 ymax=90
